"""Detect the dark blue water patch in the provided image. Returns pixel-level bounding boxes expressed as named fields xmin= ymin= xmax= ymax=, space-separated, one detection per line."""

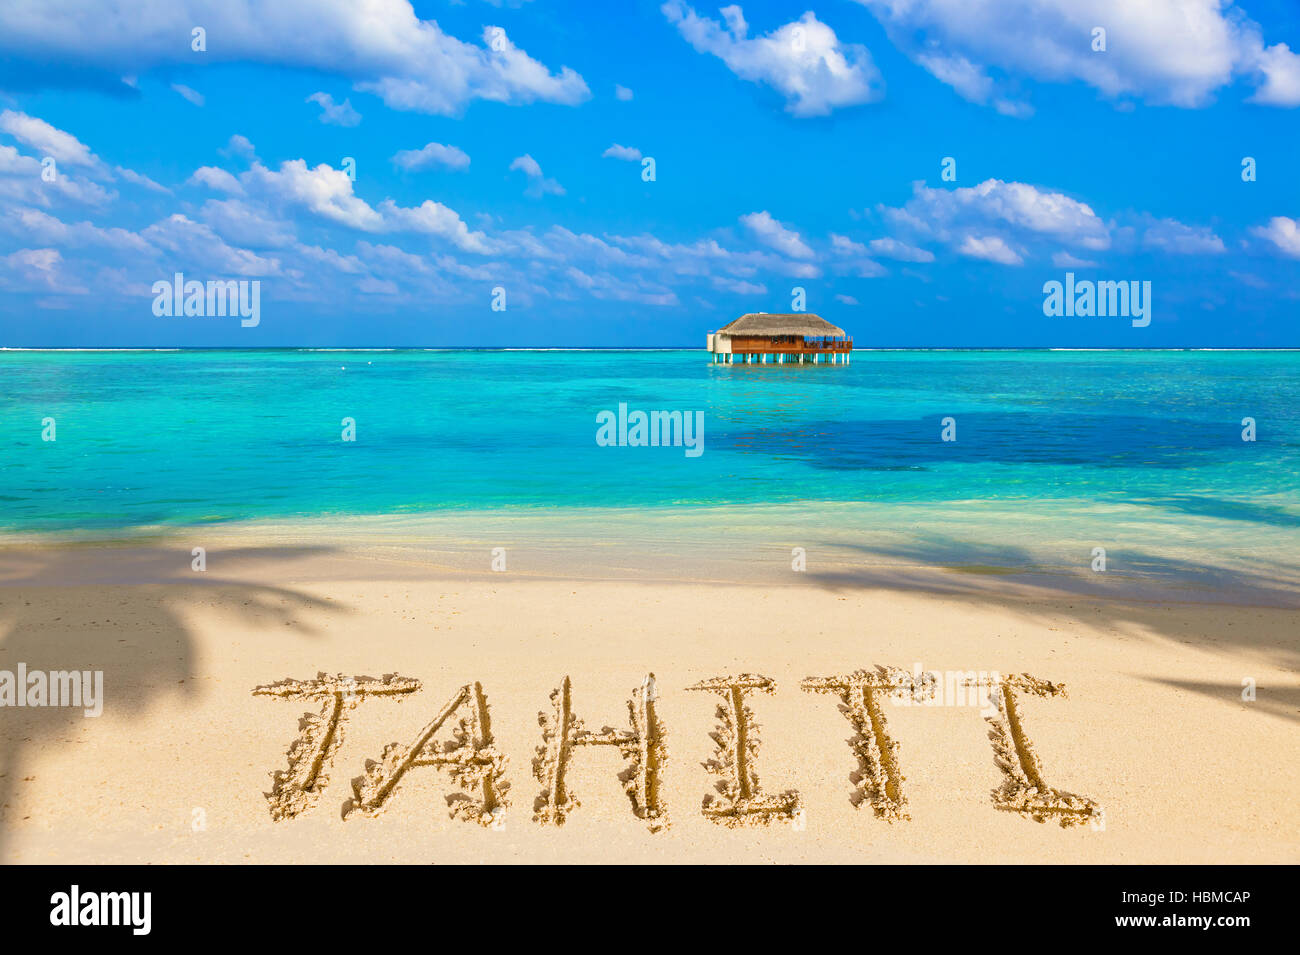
xmin=712 ymin=411 xmax=1250 ymax=470
xmin=1133 ymin=495 xmax=1300 ymax=527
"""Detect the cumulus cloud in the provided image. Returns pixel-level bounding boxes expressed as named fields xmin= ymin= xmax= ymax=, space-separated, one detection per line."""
xmin=246 ymin=160 xmax=383 ymax=231
xmin=392 ymin=142 xmax=471 ymax=171
xmin=828 ymin=235 xmax=889 ymax=275
xmin=958 ymin=235 xmax=1022 ymax=265
xmin=509 ymin=154 xmax=565 ymax=197
xmin=830 ymin=233 xmax=868 ymax=256
xmin=236 ymin=158 xmax=494 ymax=252
xmin=0 ymin=1 xmax=589 ymax=116
xmin=1 ymin=247 xmax=82 ymax=292
xmin=1251 ymin=216 xmax=1300 ymax=257
xmin=602 ymin=144 xmax=642 ymax=161
xmin=307 ymin=92 xmax=362 ymax=127
xmin=0 ymin=110 xmax=166 ymax=198
xmin=221 ymin=135 xmax=257 ymax=161
xmin=855 ymin=0 xmax=1300 ymax=110
xmin=377 ymin=198 xmax=496 ymax=253
xmin=1249 ymin=42 xmax=1300 ymax=106
xmin=509 ymin=155 xmax=542 ymax=178
xmin=615 ymin=84 xmax=634 ymax=100
xmin=141 ymin=214 xmax=281 ymax=276
xmin=662 ymin=2 xmax=883 ymax=116
xmin=1052 ymin=251 xmax=1099 ymax=268
xmin=564 ymin=265 xmax=679 ymax=306
xmin=712 ymin=276 xmax=767 ymax=295
xmin=0 ymin=110 xmax=102 ymax=170
xmin=199 ymin=199 xmax=296 ymax=249
xmin=188 ymin=166 xmax=245 ymax=195
xmin=604 ymin=231 xmax=820 ymax=280
xmin=1141 ymin=218 xmax=1226 ymax=255
xmin=0 ymin=143 xmax=114 ymax=207
xmin=882 ymin=179 xmax=1110 ymax=260
xmin=5 ymin=207 xmax=150 ymax=253
xmin=740 ymin=210 xmax=815 ymax=259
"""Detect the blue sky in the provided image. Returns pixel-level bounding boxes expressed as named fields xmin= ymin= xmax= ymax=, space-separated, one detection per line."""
xmin=0 ymin=0 xmax=1298 ymax=347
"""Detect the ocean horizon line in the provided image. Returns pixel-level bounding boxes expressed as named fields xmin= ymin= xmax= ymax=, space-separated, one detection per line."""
xmin=4 ymin=346 xmax=1300 ymax=353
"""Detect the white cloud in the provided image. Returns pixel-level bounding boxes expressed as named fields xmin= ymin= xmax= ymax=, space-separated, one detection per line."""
xmin=883 ymin=179 xmax=1110 ymax=256
xmin=603 ymin=231 xmax=820 ymax=280
xmin=247 ymin=160 xmax=383 ymax=230
xmin=602 ymin=144 xmax=642 ymax=161
xmin=828 ymin=236 xmax=889 ymax=276
xmin=867 ymin=237 xmax=935 ymax=262
xmin=222 ymin=135 xmax=257 ymax=161
xmin=357 ymin=276 xmax=400 ymax=295
xmin=238 ymin=157 xmax=495 ymax=252
xmin=564 ymin=266 xmax=678 ymax=306
xmin=355 ymin=23 xmax=589 ymax=114
xmin=830 ymin=233 xmax=868 ymax=256
xmin=172 ymin=83 xmax=204 ymax=106
xmin=297 ymin=244 xmax=364 ymax=275
xmin=0 ymin=110 xmax=101 ymax=169
xmin=958 ymin=235 xmax=1023 ymax=265
xmin=835 ymin=293 xmax=859 ymax=305
xmin=0 ymin=1 xmax=589 ymax=116
xmin=1 ymin=247 xmax=83 ymax=292
xmin=141 ymin=214 xmax=281 ymax=276
xmin=1052 ymin=251 xmax=1098 ymax=268
xmin=0 ymin=111 xmax=165 ymax=199
xmin=200 ymin=199 xmax=296 ymax=249
xmin=115 ymin=166 xmax=170 ymax=193
xmin=377 ymin=198 xmax=495 ymax=253
xmin=509 ymin=154 xmax=564 ymax=197
xmin=188 ymin=166 xmax=245 ymax=195
xmin=662 ymin=2 xmax=883 ymax=116
xmin=740 ymin=210 xmax=814 ymax=259
xmin=855 ymin=0 xmax=1300 ymax=110
xmin=1251 ymin=217 xmax=1300 ymax=257
xmin=392 ymin=142 xmax=470 ymax=171
xmin=307 ymin=92 xmax=362 ymax=127
xmin=0 ymin=143 xmax=114 ymax=207
xmin=915 ymin=52 xmax=993 ymax=104
xmin=1141 ymin=218 xmax=1225 ymax=255
xmin=712 ymin=276 xmax=766 ymax=294
xmin=509 ymin=155 xmax=542 ymax=178
xmin=615 ymin=84 xmax=634 ymax=101
xmin=4 ymin=207 xmax=150 ymax=253
xmin=1250 ymin=42 xmax=1300 ymax=106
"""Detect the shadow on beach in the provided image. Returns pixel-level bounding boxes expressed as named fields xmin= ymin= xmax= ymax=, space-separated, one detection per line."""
xmin=0 ymin=544 xmax=344 ymax=861
xmin=803 ymin=534 xmax=1300 ymax=720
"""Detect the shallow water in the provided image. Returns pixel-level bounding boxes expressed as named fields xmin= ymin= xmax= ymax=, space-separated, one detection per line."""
xmin=2 ymin=350 xmax=1296 ymax=576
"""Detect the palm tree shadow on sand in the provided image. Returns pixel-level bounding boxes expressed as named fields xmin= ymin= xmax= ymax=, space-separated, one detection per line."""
xmin=804 ymin=534 xmax=1300 ymax=722
xmin=0 ymin=544 xmax=348 ymax=860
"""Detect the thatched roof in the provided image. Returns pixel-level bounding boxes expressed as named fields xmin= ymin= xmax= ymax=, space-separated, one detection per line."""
xmin=716 ymin=312 xmax=847 ymax=338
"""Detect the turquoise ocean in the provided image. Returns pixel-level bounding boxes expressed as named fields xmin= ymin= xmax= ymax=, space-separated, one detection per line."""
xmin=2 ymin=349 xmax=1297 ymax=590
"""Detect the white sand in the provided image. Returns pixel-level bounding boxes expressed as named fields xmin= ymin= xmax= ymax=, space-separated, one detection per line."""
xmin=0 ymin=540 xmax=1295 ymax=863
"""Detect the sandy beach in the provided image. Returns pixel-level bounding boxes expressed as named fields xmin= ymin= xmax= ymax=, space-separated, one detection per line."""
xmin=2 ymin=529 xmax=1295 ymax=865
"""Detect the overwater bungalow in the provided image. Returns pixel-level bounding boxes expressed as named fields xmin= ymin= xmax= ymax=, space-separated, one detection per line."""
xmin=706 ymin=312 xmax=853 ymax=364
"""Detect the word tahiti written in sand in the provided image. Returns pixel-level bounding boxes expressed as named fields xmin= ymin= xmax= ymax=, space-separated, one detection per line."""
xmin=252 ymin=667 xmax=1102 ymax=832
